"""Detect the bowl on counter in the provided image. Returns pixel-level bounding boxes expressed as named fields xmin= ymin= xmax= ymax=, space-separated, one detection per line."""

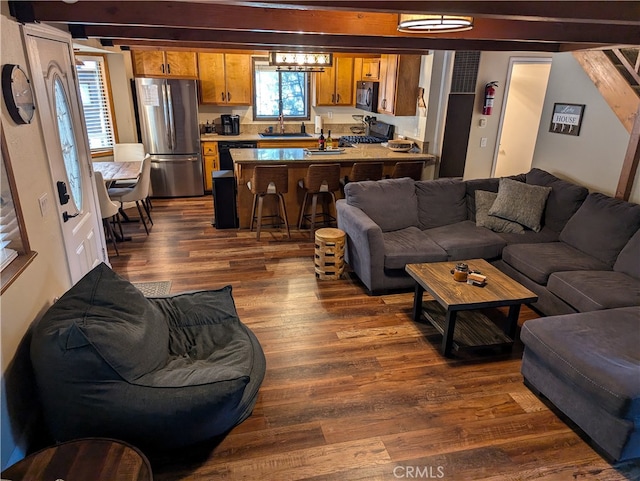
xmin=385 ymin=140 xmax=414 ymax=152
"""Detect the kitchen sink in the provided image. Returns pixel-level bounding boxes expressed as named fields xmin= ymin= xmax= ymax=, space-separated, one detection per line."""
xmin=259 ymin=132 xmax=312 ymax=138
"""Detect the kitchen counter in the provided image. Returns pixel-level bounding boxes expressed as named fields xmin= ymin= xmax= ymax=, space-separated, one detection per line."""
xmin=230 ymin=144 xmax=436 ymax=163
xmin=230 ymin=145 xmax=436 ymax=229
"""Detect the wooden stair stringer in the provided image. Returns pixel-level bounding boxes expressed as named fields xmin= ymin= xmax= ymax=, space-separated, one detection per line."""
xmin=573 ymin=49 xmax=639 ymax=134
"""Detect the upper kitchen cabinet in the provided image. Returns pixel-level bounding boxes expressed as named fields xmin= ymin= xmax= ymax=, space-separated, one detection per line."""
xmin=132 ymin=50 xmax=198 ymax=78
xmin=198 ymin=53 xmax=252 ymax=105
xmin=358 ymin=57 xmax=381 ymax=81
xmin=315 ymin=56 xmax=354 ymax=106
xmin=377 ymin=54 xmax=421 ymax=116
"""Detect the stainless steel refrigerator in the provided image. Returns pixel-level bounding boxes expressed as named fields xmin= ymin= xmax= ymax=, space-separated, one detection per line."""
xmin=135 ymin=77 xmax=204 ymax=197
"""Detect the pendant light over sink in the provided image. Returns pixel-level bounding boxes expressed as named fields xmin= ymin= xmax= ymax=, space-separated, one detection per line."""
xmin=397 ymin=13 xmax=474 ymax=33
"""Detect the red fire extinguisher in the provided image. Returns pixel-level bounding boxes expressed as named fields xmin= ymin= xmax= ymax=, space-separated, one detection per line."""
xmin=482 ymin=81 xmax=498 ymax=115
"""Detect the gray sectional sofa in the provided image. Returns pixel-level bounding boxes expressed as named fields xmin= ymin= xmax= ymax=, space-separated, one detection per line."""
xmin=336 ymin=168 xmax=640 ymax=462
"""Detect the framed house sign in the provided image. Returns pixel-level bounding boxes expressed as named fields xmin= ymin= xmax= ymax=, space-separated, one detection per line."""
xmin=549 ymin=103 xmax=585 ymax=136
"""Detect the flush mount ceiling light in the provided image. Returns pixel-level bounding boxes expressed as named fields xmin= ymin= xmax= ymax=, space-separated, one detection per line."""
xmin=398 ymin=14 xmax=474 ymax=33
xmin=269 ymin=52 xmax=333 ymax=72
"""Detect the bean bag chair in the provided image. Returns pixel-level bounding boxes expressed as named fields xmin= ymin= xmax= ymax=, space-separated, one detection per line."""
xmin=30 ymin=263 xmax=266 ymax=450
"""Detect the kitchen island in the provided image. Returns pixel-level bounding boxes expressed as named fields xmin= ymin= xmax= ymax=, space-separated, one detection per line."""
xmin=230 ymin=145 xmax=436 ymax=230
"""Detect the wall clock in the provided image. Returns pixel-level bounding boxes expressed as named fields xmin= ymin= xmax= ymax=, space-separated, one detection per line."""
xmin=2 ymin=64 xmax=36 ymax=125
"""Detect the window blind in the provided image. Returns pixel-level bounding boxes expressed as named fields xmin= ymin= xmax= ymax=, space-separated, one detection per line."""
xmin=76 ymin=56 xmax=115 ymax=151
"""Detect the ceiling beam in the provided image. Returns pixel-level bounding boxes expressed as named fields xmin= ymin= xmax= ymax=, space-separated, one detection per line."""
xmin=16 ymin=1 xmax=636 ymax=47
xmin=81 ymin=25 xmax=566 ymax=53
xmin=219 ymin=1 xmax=640 ymax=25
xmin=13 ymin=0 xmax=636 ymax=54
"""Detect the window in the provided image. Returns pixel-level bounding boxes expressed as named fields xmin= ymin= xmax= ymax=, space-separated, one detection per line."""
xmin=75 ymin=55 xmax=116 ymax=154
xmin=1 ymin=124 xmax=37 ymax=293
xmin=253 ymin=59 xmax=310 ymax=120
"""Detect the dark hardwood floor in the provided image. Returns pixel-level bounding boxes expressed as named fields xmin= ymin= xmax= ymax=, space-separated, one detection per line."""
xmin=110 ymin=197 xmax=640 ymax=481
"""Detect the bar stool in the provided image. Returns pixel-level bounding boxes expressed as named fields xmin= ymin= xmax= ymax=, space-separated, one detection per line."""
xmin=297 ymin=163 xmax=341 ymax=238
xmin=247 ymin=165 xmax=290 ymax=241
xmin=390 ymin=161 xmax=425 ymax=181
xmin=341 ymin=162 xmax=384 ymax=186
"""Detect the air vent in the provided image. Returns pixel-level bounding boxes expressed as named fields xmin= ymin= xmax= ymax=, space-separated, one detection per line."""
xmin=450 ymin=51 xmax=480 ymax=94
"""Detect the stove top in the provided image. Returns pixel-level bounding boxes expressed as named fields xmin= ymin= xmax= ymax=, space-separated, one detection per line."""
xmin=339 ymin=120 xmax=394 ymax=147
xmin=339 ymin=135 xmax=387 ymax=144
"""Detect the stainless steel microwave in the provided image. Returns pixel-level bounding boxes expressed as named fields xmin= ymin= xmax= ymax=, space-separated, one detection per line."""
xmin=355 ymin=81 xmax=379 ymax=113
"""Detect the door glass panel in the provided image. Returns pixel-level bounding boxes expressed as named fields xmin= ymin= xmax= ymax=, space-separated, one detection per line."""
xmin=54 ymin=76 xmax=83 ymax=210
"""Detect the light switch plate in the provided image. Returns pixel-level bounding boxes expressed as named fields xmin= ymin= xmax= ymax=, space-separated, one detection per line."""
xmin=38 ymin=193 xmax=50 ymax=217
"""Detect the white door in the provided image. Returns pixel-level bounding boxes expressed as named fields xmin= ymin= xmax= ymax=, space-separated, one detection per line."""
xmin=492 ymin=58 xmax=552 ymax=178
xmin=24 ymin=24 xmax=106 ymax=284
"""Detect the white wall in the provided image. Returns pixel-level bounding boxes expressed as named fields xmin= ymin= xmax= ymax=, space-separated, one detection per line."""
xmin=532 ymin=52 xmax=639 ymax=203
xmin=463 ymin=51 xmax=552 ymax=179
xmin=1 ymin=9 xmax=74 ymax=468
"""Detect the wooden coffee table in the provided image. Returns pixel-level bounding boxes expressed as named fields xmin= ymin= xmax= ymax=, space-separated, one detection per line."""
xmin=1 ymin=438 xmax=153 ymax=481
xmin=405 ymin=259 xmax=537 ymax=357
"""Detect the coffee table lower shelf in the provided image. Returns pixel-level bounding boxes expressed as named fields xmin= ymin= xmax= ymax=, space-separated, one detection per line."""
xmin=421 ymin=301 xmax=514 ymax=353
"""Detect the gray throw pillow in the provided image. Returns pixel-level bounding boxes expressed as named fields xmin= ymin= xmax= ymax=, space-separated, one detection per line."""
xmin=475 ymin=190 xmax=524 ymax=234
xmin=489 ymin=177 xmax=551 ymax=232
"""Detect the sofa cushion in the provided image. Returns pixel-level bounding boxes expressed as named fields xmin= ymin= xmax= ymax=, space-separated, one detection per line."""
xmin=520 ymin=306 xmax=640 ymax=420
xmin=30 ymin=263 xmax=170 ymax=383
xmin=344 ymin=177 xmax=417 ymax=232
xmin=489 ymin=177 xmax=552 ymax=232
xmin=560 ymin=193 xmax=640 ymax=266
xmin=525 ymin=168 xmax=588 ymax=233
xmin=416 ymin=178 xmax=467 ymax=230
xmin=547 ymin=270 xmax=640 ymax=312
xmin=424 ymin=220 xmax=506 ymax=261
xmin=502 ymin=242 xmax=610 ymax=285
xmin=475 ymin=190 xmax=524 ymax=234
xmin=496 ymin=226 xmax=559 ymax=245
xmin=382 ymin=227 xmax=448 ymax=270
xmin=614 ymin=229 xmax=640 ymax=279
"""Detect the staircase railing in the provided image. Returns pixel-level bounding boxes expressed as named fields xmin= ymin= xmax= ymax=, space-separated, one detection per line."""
xmin=605 ymin=48 xmax=640 ymax=93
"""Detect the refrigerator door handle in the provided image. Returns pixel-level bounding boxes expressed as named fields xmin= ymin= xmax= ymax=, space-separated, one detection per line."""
xmin=161 ymin=83 xmax=172 ymax=150
xmin=166 ymin=83 xmax=176 ymax=152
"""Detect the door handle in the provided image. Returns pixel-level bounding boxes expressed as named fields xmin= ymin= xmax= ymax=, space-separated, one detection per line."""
xmin=227 ymin=91 xmax=231 ymax=102
xmin=166 ymin=84 xmax=176 ymax=149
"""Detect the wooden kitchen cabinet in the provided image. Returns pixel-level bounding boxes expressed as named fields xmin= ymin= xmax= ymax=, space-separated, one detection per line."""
xmin=132 ymin=50 xmax=198 ymax=78
xmin=377 ymin=54 xmax=422 ymax=116
xmin=360 ymin=57 xmax=381 ymax=81
xmin=202 ymin=141 xmax=220 ymax=192
xmin=198 ymin=53 xmax=252 ymax=105
xmin=315 ymin=56 xmax=354 ymax=106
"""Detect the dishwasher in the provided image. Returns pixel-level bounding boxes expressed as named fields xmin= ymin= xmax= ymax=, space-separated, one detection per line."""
xmin=212 ymin=141 xmax=258 ymax=228
xmin=217 ymin=140 xmax=258 ymax=170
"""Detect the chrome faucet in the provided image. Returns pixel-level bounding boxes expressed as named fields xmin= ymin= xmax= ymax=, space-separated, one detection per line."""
xmin=279 ymin=112 xmax=285 ymax=134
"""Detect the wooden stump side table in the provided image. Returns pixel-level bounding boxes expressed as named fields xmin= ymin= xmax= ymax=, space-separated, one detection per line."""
xmin=1 ymin=438 xmax=153 ymax=481
xmin=314 ymin=227 xmax=346 ymax=280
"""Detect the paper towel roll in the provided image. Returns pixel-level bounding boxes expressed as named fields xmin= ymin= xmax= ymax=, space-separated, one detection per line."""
xmin=314 ymin=115 xmax=323 ymax=134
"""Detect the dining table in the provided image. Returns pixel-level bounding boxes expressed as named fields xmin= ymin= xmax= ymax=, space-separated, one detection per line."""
xmin=93 ymin=160 xmax=142 ymax=183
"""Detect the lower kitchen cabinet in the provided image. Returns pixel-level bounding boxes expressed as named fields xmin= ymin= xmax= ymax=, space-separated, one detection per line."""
xmin=202 ymin=141 xmax=219 ymax=192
